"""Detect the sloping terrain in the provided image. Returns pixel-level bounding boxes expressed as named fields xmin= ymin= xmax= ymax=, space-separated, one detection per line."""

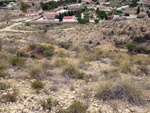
xmin=47 ymin=19 xmax=150 ymax=48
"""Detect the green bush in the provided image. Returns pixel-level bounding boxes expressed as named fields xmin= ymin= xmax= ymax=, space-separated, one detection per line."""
xmin=126 ymin=42 xmax=136 ymax=52
xmin=10 ymin=56 xmax=25 ymax=66
xmin=31 ymin=80 xmax=44 ymax=89
xmin=37 ymin=45 xmax=54 ymax=57
xmin=94 ymin=19 xmax=99 ymax=24
xmin=25 ymin=23 xmax=30 ymax=26
xmin=124 ymin=13 xmax=130 ymax=16
xmin=76 ymin=71 xmax=85 ymax=79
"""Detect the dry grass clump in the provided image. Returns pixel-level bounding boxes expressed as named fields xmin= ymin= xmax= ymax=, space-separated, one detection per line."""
xmin=78 ymin=48 xmax=104 ymax=61
xmin=0 ymin=82 xmax=10 ymax=90
xmin=0 ymin=70 xmax=9 ymax=78
xmin=16 ymin=50 xmax=29 ymax=57
xmin=112 ymin=53 xmax=135 ymax=74
xmin=101 ymin=68 xmax=120 ymax=80
xmin=69 ymin=44 xmax=85 ymax=53
xmin=40 ymin=97 xmax=58 ymax=110
xmin=95 ymin=79 xmax=144 ymax=105
xmin=56 ymin=49 xmax=69 ymax=57
xmin=29 ymin=66 xmax=43 ymax=79
xmin=62 ymin=63 xmax=85 ymax=79
xmin=0 ymin=51 xmax=11 ymax=69
xmin=28 ymin=61 xmax=43 ymax=79
xmin=31 ymin=80 xmax=44 ymax=89
xmin=10 ymin=56 xmax=25 ymax=66
xmin=59 ymin=100 xmax=87 ymax=113
xmin=53 ymin=58 xmax=69 ymax=67
xmin=132 ymin=55 xmax=150 ymax=65
xmin=82 ymin=88 xmax=92 ymax=98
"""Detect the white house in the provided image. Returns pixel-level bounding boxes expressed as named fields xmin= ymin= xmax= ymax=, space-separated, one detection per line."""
xmin=116 ymin=5 xmax=129 ymax=10
xmin=57 ymin=9 xmax=68 ymax=13
xmin=25 ymin=12 xmax=40 ymax=16
xmin=43 ymin=12 xmax=58 ymax=19
xmin=63 ymin=16 xmax=77 ymax=22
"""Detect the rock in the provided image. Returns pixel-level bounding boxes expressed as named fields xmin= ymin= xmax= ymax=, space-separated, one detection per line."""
xmin=130 ymin=107 xmax=147 ymax=113
xmin=23 ymin=109 xmax=32 ymax=113
xmin=101 ymin=59 xmax=108 ymax=64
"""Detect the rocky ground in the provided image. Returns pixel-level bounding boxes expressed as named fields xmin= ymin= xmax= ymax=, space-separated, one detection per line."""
xmin=0 ymin=17 xmax=150 ymax=113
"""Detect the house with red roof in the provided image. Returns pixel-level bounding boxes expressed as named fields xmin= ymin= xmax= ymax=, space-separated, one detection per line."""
xmin=63 ymin=16 xmax=77 ymax=22
xmin=25 ymin=12 xmax=40 ymax=16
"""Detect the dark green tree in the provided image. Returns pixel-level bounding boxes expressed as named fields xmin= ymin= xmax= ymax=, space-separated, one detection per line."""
xmin=137 ymin=7 xmax=140 ymax=15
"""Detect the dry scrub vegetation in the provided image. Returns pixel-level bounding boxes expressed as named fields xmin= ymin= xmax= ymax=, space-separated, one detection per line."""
xmin=1 ymin=38 xmax=150 ymax=113
xmin=47 ymin=19 xmax=150 ymax=49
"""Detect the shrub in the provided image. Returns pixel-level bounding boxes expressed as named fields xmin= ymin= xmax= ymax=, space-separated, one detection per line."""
xmin=29 ymin=65 xmax=42 ymax=79
xmin=101 ymin=68 xmax=120 ymax=79
xmin=126 ymin=42 xmax=136 ymax=52
xmin=92 ymin=48 xmax=104 ymax=60
xmin=16 ymin=51 xmax=29 ymax=57
xmin=139 ymin=65 xmax=149 ymax=75
xmin=95 ymin=79 xmax=144 ymax=105
xmin=37 ymin=45 xmax=54 ymax=57
xmin=124 ymin=13 xmax=130 ymax=16
xmin=53 ymin=58 xmax=68 ymax=67
xmin=0 ymin=52 xmax=10 ymax=69
xmin=0 ymin=60 xmax=8 ymax=69
xmin=0 ymin=70 xmax=9 ymax=78
xmin=31 ymin=80 xmax=44 ymax=89
xmin=0 ymin=82 xmax=10 ymax=90
xmin=25 ymin=23 xmax=30 ymax=26
xmin=56 ymin=49 xmax=69 ymax=57
xmin=95 ymin=81 xmax=113 ymax=100
xmin=137 ymin=15 xmax=145 ymax=18
xmin=62 ymin=63 xmax=77 ymax=77
xmin=62 ymin=63 xmax=84 ymax=79
xmin=59 ymin=100 xmax=87 ymax=113
xmin=40 ymin=97 xmax=53 ymax=110
xmin=94 ymin=19 xmax=99 ymax=24
xmin=58 ymin=42 xmax=72 ymax=50
xmin=10 ymin=56 xmax=25 ymax=66
xmin=82 ymin=88 xmax=91 ymax=98
xmin=69 ymin=45 xmax=84 ymax=53
xmin=76 ymin=71 xmax=85 ymax=79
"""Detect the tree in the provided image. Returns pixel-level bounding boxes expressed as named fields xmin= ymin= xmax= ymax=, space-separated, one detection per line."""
xmin=58 ymin=13 xmax=64 ymax=21
xmin=20 ymin=1 xmax=29 ymax=13
xmin=96 ymin=9 xmax=108 ymax=20
xmin=77 ymin=17 xmax=89 ymax=24
xmin=137 ymin=7 xmax=140 ymax=15
xmin=94 ymin=19 xmax=99 ymax=24
xmin=78 ymin=0 xmax=81 ymax=3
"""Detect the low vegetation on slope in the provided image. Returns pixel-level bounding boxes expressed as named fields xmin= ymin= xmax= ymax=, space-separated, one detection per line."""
xmin=0 ymin=40 xmax=150 ymax=112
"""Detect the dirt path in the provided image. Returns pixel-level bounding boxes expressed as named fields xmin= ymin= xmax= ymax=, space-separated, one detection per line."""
xmin=0 ymin=22 xmax=35 ymax=33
